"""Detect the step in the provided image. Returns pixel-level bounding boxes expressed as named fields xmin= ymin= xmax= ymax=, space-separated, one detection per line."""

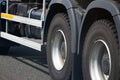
xmin=0 ymin=32 xmax=42 ymax=51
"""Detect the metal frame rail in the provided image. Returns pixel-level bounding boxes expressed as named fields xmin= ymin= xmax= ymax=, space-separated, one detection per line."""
xmin=0 ymin=0 xmax=46 ymax=51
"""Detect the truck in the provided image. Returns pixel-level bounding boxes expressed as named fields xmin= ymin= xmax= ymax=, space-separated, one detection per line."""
xmin=0 ymin=0 xmax=120 ymax=80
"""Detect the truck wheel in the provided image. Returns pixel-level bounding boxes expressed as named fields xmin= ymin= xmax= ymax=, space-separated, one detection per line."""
xmin=47 ymin=13 xmax=72 ymax=80
xmin=0 ymin=47 xmax=9 ymax=54
xmin=82 ymin=20 xmax=119 ymax=80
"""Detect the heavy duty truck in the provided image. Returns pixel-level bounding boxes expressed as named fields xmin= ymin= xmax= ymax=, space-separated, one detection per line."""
xmin=0 ymin=0 xmax=120 ymax=80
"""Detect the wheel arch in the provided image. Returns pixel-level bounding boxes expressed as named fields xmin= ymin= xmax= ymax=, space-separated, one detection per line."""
xmin=78 ymin=0 xmax=120 ymax=55
xmin=43 ymin=3 xmax=67 ymax=43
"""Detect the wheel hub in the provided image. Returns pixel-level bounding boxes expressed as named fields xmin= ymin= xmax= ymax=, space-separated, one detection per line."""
xmin=60 ymin=42 xmax=66 ymax=60
xmin=89 ymin=40 xmax=111 ymax=80
xmin=51 ymin=30 xmax=67 ymax=70
xmin=101 ymin=53 xmax=110 ymax=75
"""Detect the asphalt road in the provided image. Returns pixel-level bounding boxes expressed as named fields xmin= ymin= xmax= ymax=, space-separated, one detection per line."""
xmin=0 ymin=45 xmax=52 ymax=80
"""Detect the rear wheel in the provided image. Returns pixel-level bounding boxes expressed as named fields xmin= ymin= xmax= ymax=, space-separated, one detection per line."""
xmin=82 ymin=20 xmax=119 ymax=80
xmin=47 ymin=13 xmax=72 ymax=80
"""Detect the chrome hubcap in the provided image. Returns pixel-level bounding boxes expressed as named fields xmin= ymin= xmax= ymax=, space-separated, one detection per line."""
xmin=51 ymin=30 xmax=67 ymax=70
xmin=89 ymin=40 xmax=111 ymax=80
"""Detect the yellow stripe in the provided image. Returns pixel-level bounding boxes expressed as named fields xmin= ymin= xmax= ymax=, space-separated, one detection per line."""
xmin=1 ymin=13 xmax=14 ymax=19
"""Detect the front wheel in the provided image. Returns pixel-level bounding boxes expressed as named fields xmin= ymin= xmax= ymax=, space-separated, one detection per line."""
xmin=47 ymin=13 xmax=72 ymax=80
xmin=82 ymin=20 xmax=119 ymax=80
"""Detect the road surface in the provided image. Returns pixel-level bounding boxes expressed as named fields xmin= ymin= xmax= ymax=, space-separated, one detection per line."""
xmin=0 ymin=45 xmax=52 ymax=80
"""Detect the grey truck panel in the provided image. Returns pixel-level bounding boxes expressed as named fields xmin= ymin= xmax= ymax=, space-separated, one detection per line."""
xmin=48 ymin=0 xmax=78 ymax=9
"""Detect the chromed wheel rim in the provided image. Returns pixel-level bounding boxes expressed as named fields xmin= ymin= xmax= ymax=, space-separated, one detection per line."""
xmin=51 ymin=29 xmax=67 ymax=70
xmin=89 ymin=39 xmax=111 ymax=80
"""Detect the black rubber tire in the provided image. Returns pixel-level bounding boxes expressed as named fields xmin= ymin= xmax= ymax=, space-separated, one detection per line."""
xmin=82 ymin=20 xmax=119 ymax=80
xmin=0 ymin=47 xmax=10 ymax=54
xmin=47 ymin=13 xmax=72 ymax=80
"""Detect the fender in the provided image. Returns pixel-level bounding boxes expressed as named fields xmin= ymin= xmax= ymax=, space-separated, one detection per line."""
xmin=86 ymin=0 xmax=120 ymax=16
xmin=43 ymin=0 xmax=81 ymax=54
xmin=79 ymin=0 xmax=120 ymax=51
xmin=48 ymin=0 xmax=78 ymax=9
